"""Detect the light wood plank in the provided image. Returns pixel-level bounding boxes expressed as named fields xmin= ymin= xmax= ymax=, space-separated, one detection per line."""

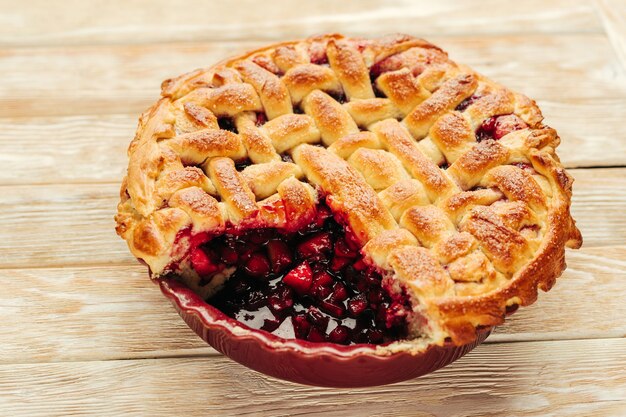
xmin=0 ymin=183 xmax=137 ymax=268
xmin=596 ymin=0 xmax=626 ymax=71
xmin=0 ymin=338 xmax=624 ymax=416
xmin=0 ymin=115 xmax=135 ymax=185
xmin=0 ymin=245 xmax=624 ymax=365
xmin=2 ymin=37 xmax=624 ymax=169
xmin=489 ymin=245 xmax=626 ymax=342
xmin=0 ymin=168 xmax=622 ymax=269
xmin=569 ymin=168 xmax=626 ymax=248
xmin=537 ymin=99 xmax=626 ymax=168
xmin=441 ymin=34 xmax=626 ymax=102
xmin=0 ymin=0 xmax=601 ymax=48
xmin=1 ymin=34 xmax=624 ymax=119
xmin=0 ymin=266 xmax=211 ymax=365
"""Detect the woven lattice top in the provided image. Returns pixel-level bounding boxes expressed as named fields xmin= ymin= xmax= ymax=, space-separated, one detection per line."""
xmin=115 ymin=33 xmax=581 ymax=347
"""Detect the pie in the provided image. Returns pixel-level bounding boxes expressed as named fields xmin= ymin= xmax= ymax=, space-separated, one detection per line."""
xmin=115 ymin=33 xmax=582 ymax=350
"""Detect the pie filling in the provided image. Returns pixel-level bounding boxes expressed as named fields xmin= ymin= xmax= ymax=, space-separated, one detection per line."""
xmin=183 ymin=203 xmax=413 ymax=345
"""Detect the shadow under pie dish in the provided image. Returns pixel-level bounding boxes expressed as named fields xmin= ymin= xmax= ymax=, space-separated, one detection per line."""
xmin=115 ymin=33 xmax=582 ymax=387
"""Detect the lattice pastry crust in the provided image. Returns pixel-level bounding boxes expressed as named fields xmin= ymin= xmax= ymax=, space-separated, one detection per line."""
xmin=115 ymin=34 xmax=582 ymax=348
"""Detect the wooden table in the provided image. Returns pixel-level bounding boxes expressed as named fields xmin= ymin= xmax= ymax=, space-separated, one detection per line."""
xmin=1 ymin=1 xmax=625 ymax=415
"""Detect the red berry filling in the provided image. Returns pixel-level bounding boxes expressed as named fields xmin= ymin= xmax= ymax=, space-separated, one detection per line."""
xmin=476 ymin=114 xmax=528 ymax=142
xmin=513 ymin=162 xmax=535 ymax=173
xmin=282 ymin=262 xmax=313 ymax=295
xmin=369 ymin=54 xmax=402 ymax=80
xmin=190 ymin=248 xmax=218 ymax=277
xmin=309 ymin=46 xmax=328 ymax=65
xmin=190 ymin=203 xmax=412 ymax=345
xmin=255 ymin=112 xmax=267 ymax=127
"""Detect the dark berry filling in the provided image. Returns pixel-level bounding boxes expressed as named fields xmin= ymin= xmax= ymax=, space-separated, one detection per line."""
xmin=475 ymin=116 xmax=498 ymax=142
xmin=373 ymin=84 xmax=387 ymax=99
xmin=327 ymin=91 xmax=347 ymax=104
xmin=234 ymin=158 xmax=253 ymax=171
xmin=369 ymin=55 xmax=397 ymax=81
xmin=280 ymin=153 xmax=294 ymax=164
xmin=189 ymin=203 xmax=412 ymax=345
xmin=217 ymin=117 xmax=237 ymax=133
xmin=311 ymin=57 xmax=329 ymax=66
xmin=255 ymin=112 xmax=267 ymax=127
xmin=476 ymin=114 xmax=528 ymax=142
xmin=455 ymin=94 xmax=481 ymax=112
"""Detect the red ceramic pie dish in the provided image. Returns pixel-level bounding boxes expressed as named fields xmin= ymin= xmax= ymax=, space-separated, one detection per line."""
xmin=157 ymin=276 xmax=491 ymax=387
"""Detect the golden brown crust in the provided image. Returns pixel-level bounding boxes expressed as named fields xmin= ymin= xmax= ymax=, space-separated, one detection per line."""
xmin=169 ymin=186 xmax=225 ymax=233
xmin=262 ymin=114 xmax=321 ymax=153
xmin=116 ymin=33 xmax=582 ymax=348
xmin=292 ymin=144 xmax=397 ymax=243
xmin=343 ymin=98 xmax=404 ymax=127
xmin=241 ymin=161 xmax=303 ymax=199
xmin=404 ymin=73 xmax=478 ymax=139
xmin=206 ymin=157 xmax=257 ymax=222
xmin=371 ymin=119 xmax=455 ymax=200
xmin=347 ymin=148 xmax=410 ymax=191
xmin=234 ymin=60 xmax=293 ymax=119
xmin=302 ymin=90 xmax=359 ymax=145
xmin=166 ymin=128 xmax=246 ymax=164
xmin=283 ymin=64 xmax=342 ymax=104
xmin=327 ymin=39 xmax=375 ymax=100
xmin=234 ymin=112 xmax=280 ymax=163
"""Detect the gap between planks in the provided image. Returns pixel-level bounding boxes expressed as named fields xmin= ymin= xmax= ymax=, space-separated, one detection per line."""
xmin=1 ymin=33 xmax=624 ymax=119
xmin=1 ymin=334 xmax=626 ymax=372
xmin=2 ymin=334 xmax=624 ymax=368
xmin=0 ymin=0 xmax=604 ymax=48
xmin=0 ymin=338 xmax=624 ymax=417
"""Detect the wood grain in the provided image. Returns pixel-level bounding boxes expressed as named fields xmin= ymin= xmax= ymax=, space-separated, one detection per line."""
xmin=0 ymin=183 xmax=136 ymax=268
xmin=597 ymin=0 xmax=626 ymax=71
xmin=441 ymin=34 xmax=626 ymax=102
xmin=568 ymin=168 xmax=626 ymax=248
xmin=538 ymin=99 xmax=626 ymax=168
xmin=0 ymin=0 xmax=602 ymax=47
xmin=0 ymin=1 xmax=624 ymax=414
xmin=0 ymin=115 xmax=135 ymax=185
xmin=0 ymin=246 xmax=624 ymax=365
xmin=0 ymin=168 xmax=621 ymax=270
xmin=1 ymin=34 xmax=624 ymax=119
xmin=0 ymin=338 xmax=624 ymax=417
xmin=0 ymin=265 xmax=212 ymax=365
